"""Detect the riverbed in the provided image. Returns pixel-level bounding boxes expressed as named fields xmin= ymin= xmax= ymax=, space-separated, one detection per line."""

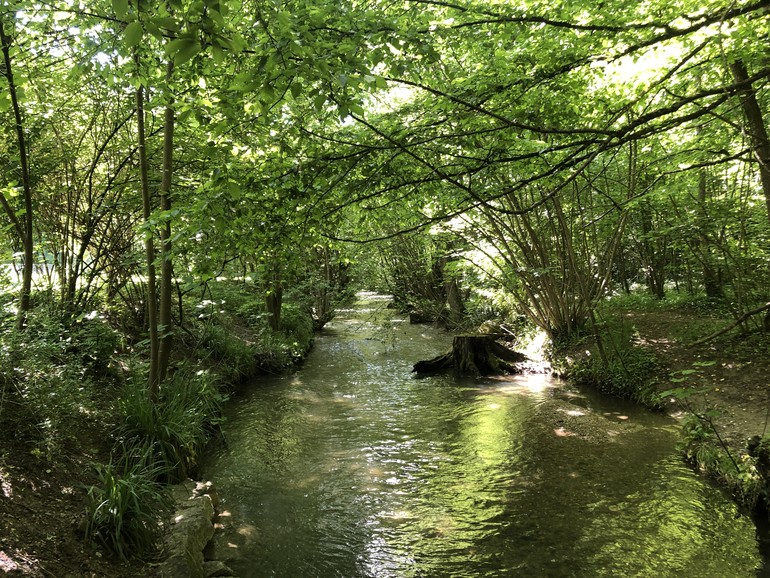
xmin=202 ymin=293 xmax=766 ymax=577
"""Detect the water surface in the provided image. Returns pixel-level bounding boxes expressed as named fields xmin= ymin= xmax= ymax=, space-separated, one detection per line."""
xmin=203 ymin=293 xmax=765 ymax=577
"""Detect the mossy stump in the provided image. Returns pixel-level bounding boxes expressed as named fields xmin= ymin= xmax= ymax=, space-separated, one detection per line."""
xmin=412 ymin=335 xmax=527 ymax=376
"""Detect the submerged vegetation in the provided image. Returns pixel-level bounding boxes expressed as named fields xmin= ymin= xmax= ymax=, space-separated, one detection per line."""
xmin=0 ymin=0 xmax=769 ymax=572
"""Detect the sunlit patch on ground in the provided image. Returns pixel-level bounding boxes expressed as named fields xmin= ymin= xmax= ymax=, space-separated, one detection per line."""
xmin=602 ymin=412 xmax=629 ymax=421
xmin=0 ymin=549 xmax=37 ymax=573
xmin=236 ymin=524 xmax=258 ymax=540
xmin=554 ymin=427 xmax=577 ymax=437
xmin=0 ymin=551 xmax=19 ymax=572
xmin=1 ymin=470 xmax=12 ymax=498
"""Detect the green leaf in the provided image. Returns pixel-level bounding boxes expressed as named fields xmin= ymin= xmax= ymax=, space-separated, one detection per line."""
xmin=212 ymin=45 xmax=226 ymax=65
xmin=113 ymin=0 xmax=129 ymax=19
xmin=124 ymin=22 xmax=143 ymax=48
xmin=167 ymin=38 xmax=201 ymax=66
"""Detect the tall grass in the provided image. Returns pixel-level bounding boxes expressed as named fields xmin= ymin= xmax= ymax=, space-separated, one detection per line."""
xmin=117 ymin=366 xmax=225 ymax=483
xmin=85 ymin=458 xmax=170 ymax=560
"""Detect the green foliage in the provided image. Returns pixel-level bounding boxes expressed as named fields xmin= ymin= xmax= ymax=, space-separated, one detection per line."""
xmin=197 ymin=322 xmax=256 ymax=382
xmin=85 ymin=459 xmax=170 ymax=560
xmin=678 ymin=414 xmax=765 ymax=511
xmin=565 ymin=346 xmax=662 ymax=408
xmin=186 ymin=279 xmax=316 ymax=378
xmin=117 ymin=366 xmax=225 ymax=483
xmin=561 ymin=316 xmax=662 ymax=407
xmin=0 ymin=300 xmax=121 ymax=457
xmin=279 ymin=301 xmax=314 ymax=357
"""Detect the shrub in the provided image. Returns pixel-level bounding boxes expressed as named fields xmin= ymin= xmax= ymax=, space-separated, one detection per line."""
xmin=198 ymin=323 xmax=257 ymax=382
xmin=0 ymin=304 xmax=105 ymax=457
xmin=565 ymin=345 xmax=662 ymax=408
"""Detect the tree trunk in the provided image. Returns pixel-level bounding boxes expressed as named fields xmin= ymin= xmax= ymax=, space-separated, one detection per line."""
xmin=729 ymin=60 xmax=770 ymax=328
xmin=413 ymin=335 xmax=527 ymax=376
xmin=730 ymin=60 xmax=770 ymax=222
xmin=0 ymin=20 xmax=35 ymax=330
xmin=265 ymin=264 xmax=283 ymax=331
xmin=697 ymin=171 xmax=723 ymax=299
xmin=136 ymin=78 xmax=160 ymax=397
xmin=157 ymin=60 xmax=176 ymax=386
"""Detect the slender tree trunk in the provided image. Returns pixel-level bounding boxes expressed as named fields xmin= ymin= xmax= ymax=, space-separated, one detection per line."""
xmin=136 ymin=76 xmax=160 ymax=397
xmin=697 ymin=171 xmax=723 ymax=298
xmin=0 ymin=20 xmax=34 ymax=330
xmin=729 ymin=60 xmax=770 ymax=222
xmin=265 ymin=267 xmax=283 ymax=331
xmin=157 ymin=60 xmax=176 ymax=385
xmin=729 ymin=60 xmax=770 ymax=328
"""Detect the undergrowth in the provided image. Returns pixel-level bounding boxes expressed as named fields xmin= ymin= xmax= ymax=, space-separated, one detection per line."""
xmin=556 ymin=312 xmax=662 ymax=408
xmin=677 ymin=412 xmax=768 ymax=513
xmin=117 ymin=366 xmax=226 ymax=483
xmin=84 ymin=459 xmax=171 ymax=560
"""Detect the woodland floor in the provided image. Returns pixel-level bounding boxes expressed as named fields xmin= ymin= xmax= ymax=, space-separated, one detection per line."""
xmin=1 ymin=308 xmax=769 ymax=577
xmin=625 ymin=309 xmax=770 ymax=450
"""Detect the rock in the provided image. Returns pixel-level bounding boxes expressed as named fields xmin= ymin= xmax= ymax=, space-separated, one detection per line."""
xmin=159 ymin=480 xmax=217 ymax=578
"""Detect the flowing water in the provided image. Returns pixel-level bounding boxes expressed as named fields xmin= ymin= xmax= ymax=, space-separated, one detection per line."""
xmin=203 ymin=293 xmax=767 ymax=577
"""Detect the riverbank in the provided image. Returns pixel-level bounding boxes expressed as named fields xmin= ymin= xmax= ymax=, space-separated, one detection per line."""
xmin=0 ymin=281 xmax=318 ymax=576
xmin=556 ymin=298 xmax=770 ymax=515
xmin=624 ymin=307 xmax=770 ymax=513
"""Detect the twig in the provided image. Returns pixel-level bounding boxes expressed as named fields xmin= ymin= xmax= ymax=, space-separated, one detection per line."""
xmin=694 ymin=409 xmax=741 ymax=473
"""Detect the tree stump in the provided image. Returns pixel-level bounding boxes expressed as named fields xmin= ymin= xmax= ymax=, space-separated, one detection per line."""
xmin=412 ymin=335 xmax=528 ymax=376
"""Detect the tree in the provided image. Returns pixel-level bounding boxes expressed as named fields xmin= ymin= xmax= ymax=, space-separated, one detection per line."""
xmin=0 ymin=16 xmax=35 ymax=329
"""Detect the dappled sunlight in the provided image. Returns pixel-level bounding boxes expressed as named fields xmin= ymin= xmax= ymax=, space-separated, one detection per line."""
xmin=486 ymin=373 xmax=554 ymax=398
xmin=1 ymin=469 xmax=12 ymax=498
xmin=0 ymin=549 xmax=37 ymax=574
xmin=603 ymin=412 xmax=630 ymax=421
xmin=205 ymin=295 xmax=762 ymax=577
xmin=236 ymin=524 xmax=258 ymax=540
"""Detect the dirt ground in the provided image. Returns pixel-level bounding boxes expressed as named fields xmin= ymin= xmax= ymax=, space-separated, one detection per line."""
xmin=0 ymin=308 xmax=768 ymax=577
xmin=626 ymin=309 xmax=770 ymax=451
xmin=0 ymin=417 xmax=146 ymax=577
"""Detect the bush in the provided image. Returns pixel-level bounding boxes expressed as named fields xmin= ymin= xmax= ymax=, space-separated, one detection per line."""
xmin=279 ymin=302 xmax=314 ymax=357
xmin=0 ymin=304 xmax=109 ymax=457
xmin=565 ymin=345 xmax=662 ymax=408
xmin=559 ymin=314 xmax=662 ymax=408
xmin=198 ymin=323 xmax=257 ymax=383
xmin=85 ymin=459 xmax=170 ymax=560
xmin=117 ymin=367 xmax=225 ymax=483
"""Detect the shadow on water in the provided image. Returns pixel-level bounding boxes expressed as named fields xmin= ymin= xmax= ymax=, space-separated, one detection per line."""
xmin=203 ymin=293 xmax=766 ymax=577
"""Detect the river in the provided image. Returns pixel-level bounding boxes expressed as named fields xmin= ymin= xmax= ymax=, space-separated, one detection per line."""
xmin=202 ymin=292 xmax=767 ymax=577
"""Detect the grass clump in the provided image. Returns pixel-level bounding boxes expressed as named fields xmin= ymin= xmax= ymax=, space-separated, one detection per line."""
xmin=117 ymin=366 xmax=225 ymax=483
xmin=85 ymin=459 xmax=171 ymax=560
